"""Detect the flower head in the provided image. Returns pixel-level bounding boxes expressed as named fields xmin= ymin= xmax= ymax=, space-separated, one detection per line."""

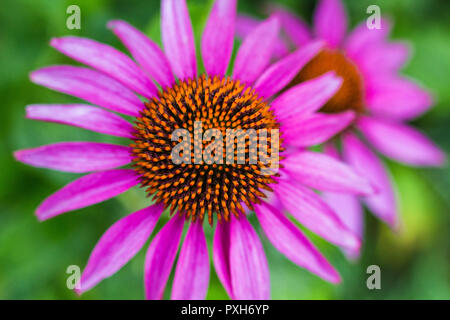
xmin=15 ymin=0 xmax=374 ymax=299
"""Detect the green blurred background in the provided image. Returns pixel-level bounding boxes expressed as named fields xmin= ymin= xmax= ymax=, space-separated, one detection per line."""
xmin=1 ymin=0 xmax=449 ymax=299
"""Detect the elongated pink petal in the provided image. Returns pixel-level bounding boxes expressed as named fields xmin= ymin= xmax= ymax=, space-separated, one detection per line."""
xmin=366 ymin=76 xmax=433 ymax=121
xmin=36 ymin=169 xmax=139 ymax=221
xmin=145 ymin=214 xmax=185 ymax=300
xmin=26 ymin=104 xmax=134 ymax=138
xmin=201 ymin=0 xmax=236 ymax=77
xmin=212 ymin=221 xmax=233 ymax=299
xmin=358 ymin=116 xmax=445 ymax=166
xmin=283 ymin=110 xmax=355 ymax=147
xmin=161 ymin=0 xmax=197 ymax=80
xmin=171 ymin=221 xmax=209 ymax=300
xmin=314 ymin=0 xmax=347 ymax=48
xmin=342 ymin=132 xmax=397 ymax=226
xmin=229 ymin=214 xmax=270 ymax=300
xmin=235 ymin=14 xmax=288 ymax=60
xmin=76 ymin=204 xmax=164 ymax=294
xmin=274 ymin=178 xmax=360 ymax=251
xmin=233 ymin=16 xmax=280 ymax=85
xmin=107 ymin=20 xmax=175 ymax=89
xmin=255 ymin=202 xmax=340 ymax=283
xmin=322 ymin=191 xmax=363 ymax=259
xmin=283 ymin=150 xmax=374 ymax=195
xmin=50 ymin=37 xmax=157 ymax=98
xmin=254 ymin=40 xmax=324 ymax=99
xmin=272 ymin=7 xmax=311 ymax=46
xmin=272 ymin=71 xmax=342 ymax=123
xmin=14 ymin=142 xmax=131 ymax=173
xmin=357 ymin=42 xmax=410 ymax=74
xmin=30 ymin=66 xmax=143 ymax=116
xmin=344 ymin=18 xmax=391 ymax=57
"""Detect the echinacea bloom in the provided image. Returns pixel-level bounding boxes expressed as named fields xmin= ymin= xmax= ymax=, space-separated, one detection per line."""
xmin=15 ymin=0 xmax=375 ymax=299
xmin=237 ymin=0 xmax=446 ymax=258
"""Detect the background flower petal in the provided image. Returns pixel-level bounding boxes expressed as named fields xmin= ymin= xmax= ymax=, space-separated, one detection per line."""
xmin=314 ymin=0 xmax=347 ymax=48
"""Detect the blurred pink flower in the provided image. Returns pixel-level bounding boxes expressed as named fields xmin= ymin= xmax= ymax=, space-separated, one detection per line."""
xmin=14 ymin=0 xmax=375 ymax=299
xmin=237 ymin=0 xmax=446 ymax=258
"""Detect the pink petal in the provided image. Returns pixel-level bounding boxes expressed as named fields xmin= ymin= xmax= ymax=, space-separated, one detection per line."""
xmin=76 ymin=204 xmax=164 ymax=294
xmin=201 ymin=0 xmax=236 ymax=77
xmin=255 ymin=202 xmax=340 ymax=283
xmin=171 ymin=221 xmax=210 ymax=300
xmin=314 ymin=0 xmax=347 ymax=48
xmin=107 ymin=20 xmax=175 ymax=89
xmin=272 ymin=7 xmax=311 ymax=47
xmin=342 ymin=132 xmax=397 ymax=226
xmin=344 ymin=18 xmax=391 ymax=57
xmin=283 ymin=110 xmax=355 ymax=147
xmin=30 ymin=66 xmax=143 ymax=116
xmin=26 ymin=104 xmax=134 ymax=138
xmin=233 ymin=16 xmax=280 ymax=85
xmin=14 ymin=142 xmax=132 ymax=173
xmin=144 ymin=214 xmax=185 ymax=300
xmin=212 ymin=221 xmax=233 ymax=299
xmin=274 ymin=178 xmax=360 ymax=251
xmin=50 ymin=37 xmax=157 ymax=98
xmin=271 ymin=71 xmax=342 ymax=124
xmin=283 ymin=150 xmax=374 ymax=195
xmin=357 ymin=42 xmax=410 ymax=74
xmin=358 ymin=116 xmax=445 ymax=166
xmin=229 ymin=214 xmax=270 ymax=300
xmin=235 ymin=14 xmax=288 ymax=60
xmin=322 ymin=191 xmax=363 ymax=259
xmin=161 ymin=0 xmax=197 ymax=80
xmin=36 ymin=169 xmax=139 ymax=221
xmin=366 ymin=76 xmax=433 ymax=121
xmin=254 ymin=40 xmax=324 ymax=99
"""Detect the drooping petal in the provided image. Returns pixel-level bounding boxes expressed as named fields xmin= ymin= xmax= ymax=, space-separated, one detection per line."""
xmin=271 ymin=71 xmax=342 ymax=123
xmin=30 ymin=66 xmax=143 ymax=116
xmin=344 ymin=18 xmax=391 ymax=57
xmin=283 ymin=110 xmax=355 ymax=147
xmin=314 ymin=0 xmax=347 ymax=48
xmin=212 ymin=221 xmax=233 ymax=299
xmin=144 ymin=214 xmax=185 ymax=300
xmin=171 ymin=220 xmax=210 ymax=300
xmin=26 ymin=104 xmax=134 ymax=138
xmin=14 ymin=142 xmax=132 ymax=173
xmin=366 ymin=76 xmax=433 ymax=121
xmin=107 ymin=20 xmax=175 ymax=89
xmin=201 ymin=0 xmax=236 ymax=77
xmin=322 ymin=191 xmax=363 ymax=259
xmin=254 ymin=40 xmax=324 ymax=99
xmin=235 ymin=14 xmax=288 ymax=60
xmin=50 ymin=37 xmax=157 ymax=98
xmin=233 ymin=16 xmax=280 ymax=85
xmin=76 ymin=204 xmax=164 ymax=294
xmin=272 ymin=7 xmax=311 ymax=46
xmin=342 ymin=132 xmax=397 ymax=226
xmin=161 ymin=0 xmax=197 ymax=80
xmin=274 ymin=178 xmax=360 ymax=251
xmin=229 ymin=214 xmax=270 ymax=300
xmin=282 ymin=150 xmax=374 ymax=195
xmin=358 ymin=116 xmax=445 ymax=166
xmin=356 ymin=42 xmax=410 ymax=74
xmin=35 ymin=169 xmax=139 ymax=221
xmin=255 ymin=202 xmax=340 ymax=283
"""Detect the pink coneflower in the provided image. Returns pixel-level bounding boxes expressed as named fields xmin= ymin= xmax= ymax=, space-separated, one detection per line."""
xmin=237 ymin=0 xmax=446 ymax=257
xmin=14 ymin=0 xmax=374 ymax=299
